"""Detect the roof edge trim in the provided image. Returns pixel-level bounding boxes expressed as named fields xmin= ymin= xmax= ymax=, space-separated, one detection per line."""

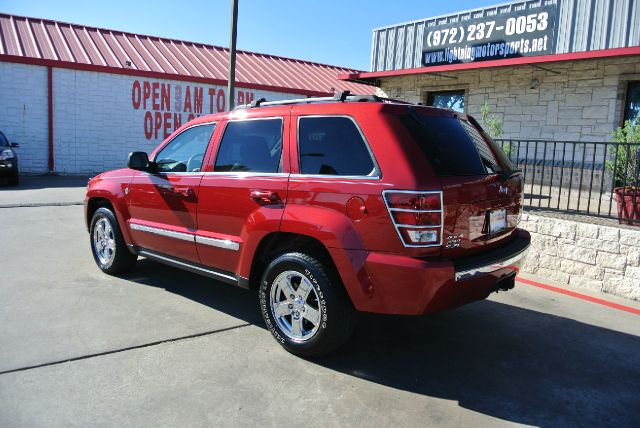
xmin=339 ymin=47 xmax=640 ymax=82
xmin=0 ymin=54 xmax=334 ymax=97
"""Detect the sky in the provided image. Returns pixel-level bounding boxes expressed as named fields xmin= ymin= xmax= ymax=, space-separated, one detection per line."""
xmin=1 ymin=0 xmax=500 ymax=71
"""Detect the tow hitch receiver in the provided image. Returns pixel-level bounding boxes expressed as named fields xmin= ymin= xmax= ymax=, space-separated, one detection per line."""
xmin=495 ymin=272 xmax=517 ymax=292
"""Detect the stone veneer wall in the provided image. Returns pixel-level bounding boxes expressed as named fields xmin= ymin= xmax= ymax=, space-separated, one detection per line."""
xmin=376 ymin=56 xmax=640 ymax=142
xmin=520 ymin=213 xmax=640 ymax=301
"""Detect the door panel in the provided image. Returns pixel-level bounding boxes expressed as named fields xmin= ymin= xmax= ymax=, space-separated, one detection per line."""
xmin=126 ymin=122 xmax=217 ymax=263
xmin=196 ymin=174 xmax=288 ymax=274
xmin=128 ymin=172 xmax=202 ymax=262
xmin=196 ymin=114 xmax=290 ymax=276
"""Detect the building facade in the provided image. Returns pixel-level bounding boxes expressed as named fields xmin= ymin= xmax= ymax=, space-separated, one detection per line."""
xmin=341 ymin=0 xmax=640 ymax=142
xmin=0 ymin=14 xmax=374 ymax=174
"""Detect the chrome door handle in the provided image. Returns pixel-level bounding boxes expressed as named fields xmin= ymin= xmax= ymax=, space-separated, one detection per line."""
xmin=250 ymin=190 xmax=281 ymax=205
xmin=173 ymin=187 xmax=194 ymax=197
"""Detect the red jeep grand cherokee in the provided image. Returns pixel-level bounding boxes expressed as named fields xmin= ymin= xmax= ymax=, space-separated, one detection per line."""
xmin=85 ymin=92 xmax=530 ymax=356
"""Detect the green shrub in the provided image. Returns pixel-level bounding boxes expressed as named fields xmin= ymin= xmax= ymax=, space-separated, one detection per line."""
xmin=606 ymin=120 xmax=640 ymax=188
xmin=481 ymin=101 xmax=511 ymax=157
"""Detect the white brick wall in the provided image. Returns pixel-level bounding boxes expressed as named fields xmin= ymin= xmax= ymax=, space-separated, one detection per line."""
xmin=377 ymin=56 xmax=640 ymax=142
xmin=0 ymin=61 xmax=304 ymax=175
xmin=521 ymin=213 xmax=640 ymax=301
xmin=52 ymin=69 xmax=300 ymax=174
xmin=0 ymin=62 xmax=49 ymax=173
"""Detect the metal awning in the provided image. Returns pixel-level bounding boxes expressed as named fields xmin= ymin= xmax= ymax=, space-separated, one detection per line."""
xmin=339 ymin=46 xmax=640 ymax=84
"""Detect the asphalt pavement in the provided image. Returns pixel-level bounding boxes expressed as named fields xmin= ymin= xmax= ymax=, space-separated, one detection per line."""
xmin=0 ymin=175 xmax=89 ymax=207
xmin=1 ymin=176 xmax=639 ymax=427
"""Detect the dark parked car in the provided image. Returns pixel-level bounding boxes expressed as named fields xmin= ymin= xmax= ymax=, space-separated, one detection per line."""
xmin=85 ymin=92 xmax=530 ymax=356
xmin=0 ymin=131 xmax=19 ymax=186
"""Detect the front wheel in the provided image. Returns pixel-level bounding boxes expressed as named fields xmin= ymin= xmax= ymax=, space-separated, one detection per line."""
xmin=259 ymin=252 xmax=355 ymax=357
xmin=89 ymin=207 xmax=137 ymax=274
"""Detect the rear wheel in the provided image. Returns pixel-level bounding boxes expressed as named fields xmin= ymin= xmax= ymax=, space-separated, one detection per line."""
xmin=90 ymin=207 xmax=137 ymax=274
xmin=259 ymin=252 xmax=355 ymax=357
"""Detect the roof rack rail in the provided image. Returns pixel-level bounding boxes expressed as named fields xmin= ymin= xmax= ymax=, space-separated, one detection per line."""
xmin=250 ymin=97 xmax=267 ymax=107
xmin=333 ymin=90 xmax=351 ymax=101
xmin=233 ymin=93 xmax=410 ymax=110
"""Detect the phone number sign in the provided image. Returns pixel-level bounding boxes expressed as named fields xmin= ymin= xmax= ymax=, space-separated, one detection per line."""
xmin=421 ymin=5 xmax=557 ymax=66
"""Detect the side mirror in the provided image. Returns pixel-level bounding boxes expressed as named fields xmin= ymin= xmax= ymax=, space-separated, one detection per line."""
xmin=128 ymin=151 xmax=151 ymax=171
xmin=10 ymin=142 xmax=19 ymax=148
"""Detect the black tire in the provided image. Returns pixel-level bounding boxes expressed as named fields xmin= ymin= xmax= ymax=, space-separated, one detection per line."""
xmin=89 ymin=207 xmax=137 ymax=274
xmin=259 ymin=252 xmax=355 ymax=357
xmin=7 ymin=172 xmax=18 ymax=186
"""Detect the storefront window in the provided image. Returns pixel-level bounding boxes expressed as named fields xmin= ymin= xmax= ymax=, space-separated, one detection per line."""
xmin=624 ymin=82 xmax=640 ymax=125
xmin=427 ymin=90 xmax=465 ymax=113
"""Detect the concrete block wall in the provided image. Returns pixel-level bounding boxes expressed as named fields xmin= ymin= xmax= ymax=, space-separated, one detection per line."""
xmin=520 ymin=213 xmax=640 ymax=301
xmin=0 ymin=61 xmax=303 ymax=175
xmin=0 ymin=62 xmax=49 ymax=173
xmin=52 ymin=69 xmax=300 ymax=174
xmin=377 ymin=56 xmax=640 ymax=143
xmin=52 ymin=69 xmax=142 ymax=174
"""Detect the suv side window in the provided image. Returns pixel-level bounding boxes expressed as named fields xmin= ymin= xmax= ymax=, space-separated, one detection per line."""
xmin=155 ymin=123 xmax=215 ymax=173
xmin=298 ymin=116 xmax=376 ymax=176
xmin=214 ymin=119 xmax=283 ymax=173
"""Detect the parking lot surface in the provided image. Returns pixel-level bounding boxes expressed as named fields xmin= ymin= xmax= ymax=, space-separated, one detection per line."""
xmin=1 ymin=177 xmax=639 ymax=427
xmin=0 ymin=175 xmax=89 ymax=207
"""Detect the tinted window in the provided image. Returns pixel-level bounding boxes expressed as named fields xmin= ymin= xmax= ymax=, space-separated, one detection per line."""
xmin=298 ymin=117 xmax=376 ymax=176
xmin=427 ymin=90 xmax=465 ymax=113
xmin=214 ymin=119 xmax=283 ymax=173
xmin=466 ymin=115 xmax=516 ymax=174
xmin=460 ymin=120 xmax=501 ymax=173
xmin=401 ymin=112 xmax=486 ymax=176
xmin=0 ymin=131 xmax=8 ymax=146
xmin=155 ymin=123 xmax=215 ymax=173
xmin=624 ymin=81 xmax=640 ymax=125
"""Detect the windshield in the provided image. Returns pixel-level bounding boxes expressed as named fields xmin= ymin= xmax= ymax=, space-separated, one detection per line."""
xmin=0 ymin=131 xmax=8 ymax=147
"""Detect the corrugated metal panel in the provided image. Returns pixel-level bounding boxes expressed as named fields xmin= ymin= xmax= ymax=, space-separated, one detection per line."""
xmin=0 ymin=13 xmax=374 ymax=95
xmin=633 ymin=0 xmax=640 ymax=45
xmin=371 ymin=0 xmax=640 ymax=72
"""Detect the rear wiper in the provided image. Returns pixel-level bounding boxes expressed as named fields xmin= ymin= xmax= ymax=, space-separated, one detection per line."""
xmin=500 ymin=169 xmax=522 ymax=181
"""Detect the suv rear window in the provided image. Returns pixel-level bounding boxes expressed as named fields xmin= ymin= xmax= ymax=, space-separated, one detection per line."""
xmin=401 ymin=109 xmax=508 ymax=176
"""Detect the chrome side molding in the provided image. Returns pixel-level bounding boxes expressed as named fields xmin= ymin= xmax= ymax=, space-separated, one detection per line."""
xmin=130 ymin=223 xmax=194 ymax=242
xmin=129 ymin=222 xmax=240 ymax=251
xmin=195 ymin=235 xmax=240 ymax=251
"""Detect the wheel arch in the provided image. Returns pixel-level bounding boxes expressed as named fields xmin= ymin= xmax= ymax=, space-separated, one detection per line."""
xmin=85 ymin=192 xmax=133 ymax=246
xmin=86 ymin=197 xmax=114 ymax=230
xmin=246 ymin=231 xmax=372 ymax=309
xmin=247 ymin=232 xmax=335 ymax=289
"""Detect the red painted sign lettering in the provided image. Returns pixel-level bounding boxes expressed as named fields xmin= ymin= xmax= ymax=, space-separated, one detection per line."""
xmin=132 ymin=80 xmax=256 ymax=140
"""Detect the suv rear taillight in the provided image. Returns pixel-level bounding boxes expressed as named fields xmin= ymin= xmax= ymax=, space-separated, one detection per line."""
xmin=383 ymin=190 xmax=443 ymax=247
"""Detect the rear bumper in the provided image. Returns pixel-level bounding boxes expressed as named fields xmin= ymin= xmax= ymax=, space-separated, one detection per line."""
xmin=346 ymin=229 xmax=531 ymax=315
xmin=453 ymin=232 xmax=530 ymax=281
